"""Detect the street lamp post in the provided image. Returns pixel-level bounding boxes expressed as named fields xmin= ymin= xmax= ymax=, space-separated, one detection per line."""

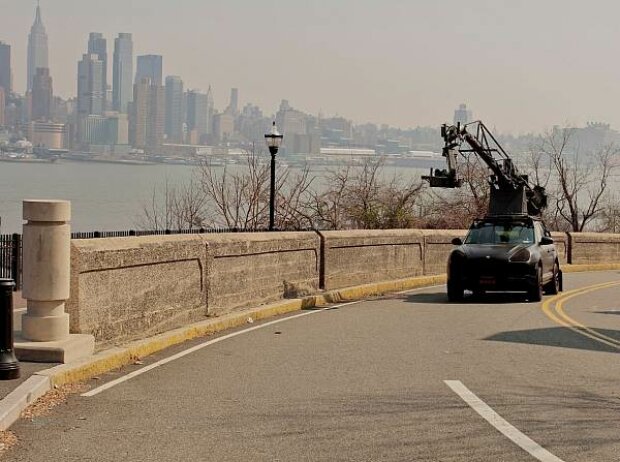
xmin=265 ymin=122 xmax=283 ymax=231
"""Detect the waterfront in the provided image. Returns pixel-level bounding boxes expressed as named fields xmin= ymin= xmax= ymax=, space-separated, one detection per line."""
xmin=0 ymin=159 xmax=437 ymax=233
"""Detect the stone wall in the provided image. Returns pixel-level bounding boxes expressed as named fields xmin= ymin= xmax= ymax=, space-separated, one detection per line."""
xmin=66 ymin=228 xmax=620 ymax=345
xmin=420 ymin=229 xmax=468 ymax=275
xmin=67 ymin=235 xmax=207 ymax=345
xmin=319 ymin=230 xmax=424 ymax=290
xmin=203 ymin=232 xmax=320 ymax=316
xmin=569 ymin=232 xmax=620 ymax=265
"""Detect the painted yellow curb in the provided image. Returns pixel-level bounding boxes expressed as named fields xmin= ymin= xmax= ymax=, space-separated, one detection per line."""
xmin=39 ymin=274 xmax=446 ymax=387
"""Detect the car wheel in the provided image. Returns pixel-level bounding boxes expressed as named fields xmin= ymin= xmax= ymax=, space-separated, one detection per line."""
xmin=544 ymin=262 xmax=560 ymax=295
xmin=447 ymin=279 xmax=464 ymax=302
xmin=528 ymin=265 xmax=543 ymax=302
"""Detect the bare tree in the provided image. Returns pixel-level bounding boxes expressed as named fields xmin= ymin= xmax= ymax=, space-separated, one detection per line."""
xmin=539 ymin=127 xmax=619 ymax=232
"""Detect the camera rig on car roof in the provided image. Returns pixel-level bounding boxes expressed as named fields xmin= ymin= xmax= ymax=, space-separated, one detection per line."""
xmin=422 ymin=121 xmax=548 ymax=217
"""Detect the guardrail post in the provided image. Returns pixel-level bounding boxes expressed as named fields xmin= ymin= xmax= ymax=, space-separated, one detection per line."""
xmin=17 ymin=200 xmax=94 ymax=363
xmin=0 ymin=279 xmax=20 ymax=380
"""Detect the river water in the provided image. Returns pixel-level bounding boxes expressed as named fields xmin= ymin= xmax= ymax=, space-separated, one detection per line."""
xmin=0 ymin=159 xmax=435 ymax=233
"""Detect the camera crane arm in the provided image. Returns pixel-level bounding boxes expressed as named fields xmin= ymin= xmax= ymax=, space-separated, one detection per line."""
xmin=423 ymin=121 xmax=547 ymax=216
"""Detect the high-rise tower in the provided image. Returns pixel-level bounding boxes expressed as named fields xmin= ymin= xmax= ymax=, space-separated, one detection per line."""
xmin=87 ymin=33 xmax=107 ymax=103
xmin=31 ymin=67 xmax=53 ymax=121
xmin=77 ymin=54 xmax=105 ymax=119
xmin=113 ymin=33 xmax=133 ymax=113
xmin=135 ymin=55 xmax=163 ymax=86
xmin=165 ymin=76 xmax=184 ymax=143
xmin=0 ymin=42 xmax=11 ymax=93
xmin=27 ymin=3 xmax=49 ymax=91
xmin=130 ymin=78 xmax=165 ymax=149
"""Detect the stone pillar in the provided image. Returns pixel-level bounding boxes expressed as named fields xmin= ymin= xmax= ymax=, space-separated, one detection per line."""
xmin=22 ymin=200 xmax=71 ymax=341
xmin=16 ymin=200 xmax=94 ymax=363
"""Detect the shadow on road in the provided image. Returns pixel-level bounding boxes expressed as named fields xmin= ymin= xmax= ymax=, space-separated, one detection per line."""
xmin=405 ymin=292 xmax=529 ymax=305
xmin=485 ymin=327 xmax=620 ymax=353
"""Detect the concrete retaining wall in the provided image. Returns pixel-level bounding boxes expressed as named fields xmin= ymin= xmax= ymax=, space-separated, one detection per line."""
xmin=67 ymin=235 xmax=207 ymax=345
xmin=569 ymin=232 xmax=620 ymax=265
xmin=319 ymin=230 xmax=424 ymax=290
xmin=421 ymin=230 xmax=468 ymax=275
xmin=66 ymin=228 xmax=620 ymax=345
xmin=204 ymin=232 xmax=320 ymax=316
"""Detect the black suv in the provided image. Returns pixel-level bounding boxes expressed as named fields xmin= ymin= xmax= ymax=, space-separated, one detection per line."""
xmin=447 ymin=215 xmax=562 ymax=302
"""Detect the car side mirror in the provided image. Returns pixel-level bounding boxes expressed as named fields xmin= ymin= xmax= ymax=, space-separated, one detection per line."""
xmin=451 ymin=238 xmax=463 ymax=246
xmin=540 ymin=236 xmax=554 ymax=245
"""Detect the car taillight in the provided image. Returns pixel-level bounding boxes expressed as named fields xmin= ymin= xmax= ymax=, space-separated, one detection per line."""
xmin=510 ymin=248 xmax=531 ymax=262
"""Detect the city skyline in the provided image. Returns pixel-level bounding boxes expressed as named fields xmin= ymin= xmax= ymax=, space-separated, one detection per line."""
xmin=3 ymin=1 xmax=620 ymax=133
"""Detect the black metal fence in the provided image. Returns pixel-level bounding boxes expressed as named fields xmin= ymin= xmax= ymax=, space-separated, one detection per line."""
xmin=0 ymin=234 xmax=22 ymax=291
xmin=0 ymin=227 xmax=284 ymax=291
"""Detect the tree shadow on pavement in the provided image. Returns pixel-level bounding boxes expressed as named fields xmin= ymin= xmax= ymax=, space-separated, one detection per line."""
xmin=405 ymin=292 xmax=528 ymax=305
xmin=485 ymin=327 xmax=620 ymax=353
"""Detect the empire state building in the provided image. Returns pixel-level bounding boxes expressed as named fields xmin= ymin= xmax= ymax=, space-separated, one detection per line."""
xmin=27 ymin=3 xmax=49 ymax=91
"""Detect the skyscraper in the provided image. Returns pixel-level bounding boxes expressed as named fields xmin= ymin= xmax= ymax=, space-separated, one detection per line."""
xmin=31 ymin=67 xmax=53 ymax=121
xmin=130 ymin=78 xmax=165 ymax=149
xmin=113 ymin=33 xmax=133 ymax=113
xmin=453 ymin=104 xmax=473 ymax=126
xmin=0 ymin=87 xmax=5 ymax=126
xmin=135 ymin=55 xmax=163 ymax=86
xmin=87 ymin=33 xmax=108 ymax=103
xmin=206 ymin=86 xmax=214 ymax=135
xmin=0 ymin=42 xmax=11 ymax=93
xmin=186 ymin=89 xmax=208 ymax=141
xmin=27 ymin=4 xmax=49 ymax=91
xmin=165 ymin=76 xmax=184 ymax=143
xmin=228 ymin=88 xmax=239 ymax=115
xmin=77 ymin=53 xmax=105 ymax=143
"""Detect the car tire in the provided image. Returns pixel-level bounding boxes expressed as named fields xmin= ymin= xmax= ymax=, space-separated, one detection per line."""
xmin=447 ymin=279 xmax=464 ymax=302
xmin=544 ymin=262 xmax=560 ymax=295
xmin=528 ymin=265 xmax=543 ymax=302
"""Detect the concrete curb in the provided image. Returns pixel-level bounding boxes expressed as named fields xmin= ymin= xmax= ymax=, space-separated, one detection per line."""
xmin=0 ymin=375 xmax=50 ymax=431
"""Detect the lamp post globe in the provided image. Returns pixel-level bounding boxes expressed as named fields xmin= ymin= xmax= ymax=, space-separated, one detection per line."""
xmin=265 ymin=122 xmax=283 ymax=231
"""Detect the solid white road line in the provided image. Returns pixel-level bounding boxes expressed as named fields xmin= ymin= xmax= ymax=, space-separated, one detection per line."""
xmin=445 ymin=380 xmax=565 ymax=462
xmin=82 ymin=301 xmax=362 ymax=397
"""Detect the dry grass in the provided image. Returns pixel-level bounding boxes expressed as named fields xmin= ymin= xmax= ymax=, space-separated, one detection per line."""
xmin=21 ymin=383 xmax=89 ymax=420
xmin=0 ymin=431 xmax=17 ymax=456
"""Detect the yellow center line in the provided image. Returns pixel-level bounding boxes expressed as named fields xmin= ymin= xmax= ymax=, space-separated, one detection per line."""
xmin=541 ymin=281 xmax=620 ymax=350
xmin=555 ymin=282 xmax=620 ymax=347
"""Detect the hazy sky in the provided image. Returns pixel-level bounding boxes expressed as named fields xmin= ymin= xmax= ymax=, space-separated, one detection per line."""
xmin=2 ymin=0 xmax=620 ymax=133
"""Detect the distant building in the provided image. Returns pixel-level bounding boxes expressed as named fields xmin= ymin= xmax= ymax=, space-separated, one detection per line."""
xmin=87 ymin=33 xmax=108 ymax=107
xmin=112 ymin=33 xmax=133 ymax=113
xmin=213 ymin=112 xmax=234 ymax=143
xmin=206 ymin=86 xmax=214 ymax=135
xmin=105 ymin=112 xmax=129 ymax=145
xmin=0 ymin=87 xmax=5 ymax=126
xmin=453 ymin=103 xmax=473 ymax=126
xmin=130 ymin=78 xmax=165 ymax=150
xmin=77 ymin=53 xmax=105 ymax=117
xmin=135 ymin=55 xmax=163 ymax=86
xmin=31 ymin=67 xmax=53 ymax=121
xmin=228 ymin=88 xmax=238 ymax=115
xmin=0 ymin=41 xmax=11 ymax=93
xmin=27 ymin=4 xmax=48 ymax=91
xmin=165 ymin=76 xmax=184 ymax=143
xmin=186 ymin=89 xmax=208 ymax=142
xmin=27 ymin=121 xmax=65 ymax=149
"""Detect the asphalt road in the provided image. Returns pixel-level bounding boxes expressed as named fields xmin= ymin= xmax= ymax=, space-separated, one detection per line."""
xmin=7 ymin=271 xmax=620 ymax=462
